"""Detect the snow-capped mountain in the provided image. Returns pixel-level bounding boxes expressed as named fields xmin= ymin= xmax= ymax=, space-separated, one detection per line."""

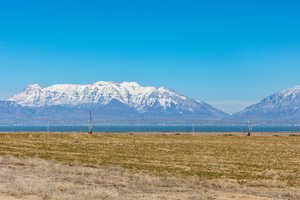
xmin=232 ymin=85 xmax=300 ymax=121
xmin=3 ymin=81 xmax=228 ymax=124
xmin=9 ymin=81 xmax=199 ymax=111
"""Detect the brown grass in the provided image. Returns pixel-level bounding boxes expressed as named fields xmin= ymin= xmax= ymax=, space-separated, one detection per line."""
xmin=0 ymin=132 xmax=299 ymax=199
xmin=0 ymin=156 xmax=212 ymax=200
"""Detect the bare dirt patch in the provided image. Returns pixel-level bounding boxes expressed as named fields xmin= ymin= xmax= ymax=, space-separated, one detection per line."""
xmin=0 ymin=156 xmax=299 ymax=200
xmin=0 ymin=156 xmax=209 ymax=200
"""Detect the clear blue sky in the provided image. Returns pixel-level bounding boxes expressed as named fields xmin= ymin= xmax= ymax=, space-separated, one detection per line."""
xmin=0 ymin=0 xmax=300 ymax=113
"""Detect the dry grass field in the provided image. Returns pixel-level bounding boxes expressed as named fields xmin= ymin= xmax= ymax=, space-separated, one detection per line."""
xmin=0 ymin=132 xmax=299 ymax=200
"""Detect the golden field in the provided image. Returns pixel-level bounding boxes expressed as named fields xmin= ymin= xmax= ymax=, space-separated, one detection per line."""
xmin=0 ymin=132 xmax=299 ymax=200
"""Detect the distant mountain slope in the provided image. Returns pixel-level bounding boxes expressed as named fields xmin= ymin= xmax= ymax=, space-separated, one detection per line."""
xmin=232 ymin=86 xmax=300 ymax=121
xmin=3 ymin=81 xmax=228 ymax=124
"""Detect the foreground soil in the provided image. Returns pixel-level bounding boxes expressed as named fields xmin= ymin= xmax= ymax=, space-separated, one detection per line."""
xmin=0 ymin=132 xmax=299 ymax=199
xmin=0 ymin=156 xmax=295 ymax=200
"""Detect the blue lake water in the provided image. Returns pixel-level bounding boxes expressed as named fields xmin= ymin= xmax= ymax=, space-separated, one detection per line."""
xmin=0 ymin=126 xmax=300 ymax=133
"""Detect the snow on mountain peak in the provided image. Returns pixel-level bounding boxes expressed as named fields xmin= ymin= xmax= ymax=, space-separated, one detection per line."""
xmin=279 ymin=85 xmax=300 ymax=97
xmin=8 ymin=81 xmax=202 ymax=112
xmin=26 ymin=84 xmax=42 ymax=90
xmin=120 ymin=81 xmax=140 ymax=87
xmin=233 ymin=85 xmax=300 ymax=121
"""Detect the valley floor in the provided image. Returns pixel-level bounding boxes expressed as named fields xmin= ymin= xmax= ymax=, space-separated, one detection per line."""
xmin=0 ymin=132 xmax=299 ymax=200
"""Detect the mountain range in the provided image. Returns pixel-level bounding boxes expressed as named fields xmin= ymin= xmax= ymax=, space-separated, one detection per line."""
xmin=2 ymin=82 xmax=300 ymax=125
xmin=232 ymin=86 xmax=300 ymax=122
xmin=0 ymin=81 xmax=228 ymax=125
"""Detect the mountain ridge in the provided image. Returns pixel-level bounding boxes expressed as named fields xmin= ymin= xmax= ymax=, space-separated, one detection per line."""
xmin=232 ymin=85 xmax=300 ymax=121
xmin=0 ymin=81 xmax=228 ymax=124
xmin=4 ymin=83 xmax=300 ymax=124
xmin=10 ymin=81 xmax=191 ymax=108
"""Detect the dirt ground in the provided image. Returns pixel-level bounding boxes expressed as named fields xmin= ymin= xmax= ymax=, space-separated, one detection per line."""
xmin=0 ymin=156 xmax=298 ymax=200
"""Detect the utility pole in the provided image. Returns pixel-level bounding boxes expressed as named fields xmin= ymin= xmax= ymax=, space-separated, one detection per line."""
xmin=47 ymin=120 xmax=50 ymax=133
xmin=247 ymin=121 xmax=252 ymax=136
xmin=192 ymin=123 xmax=195 ymax=135
xmin=88 ymin=111 xmax=93 ymax=134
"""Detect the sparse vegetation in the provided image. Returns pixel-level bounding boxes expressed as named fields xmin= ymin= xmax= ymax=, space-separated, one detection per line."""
xmin=0 ymin=156 xmax=212 ymax=200
xmin=0 ymin=132 xmax=299 ymax=199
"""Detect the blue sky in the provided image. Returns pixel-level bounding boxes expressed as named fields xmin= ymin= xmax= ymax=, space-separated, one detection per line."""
xmin=0 ymin=0 xmax=300 ymax=113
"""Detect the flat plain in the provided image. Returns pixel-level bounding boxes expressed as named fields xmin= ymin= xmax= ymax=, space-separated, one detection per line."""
xmin=0 ymin=132 xmax=299 ymax=200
